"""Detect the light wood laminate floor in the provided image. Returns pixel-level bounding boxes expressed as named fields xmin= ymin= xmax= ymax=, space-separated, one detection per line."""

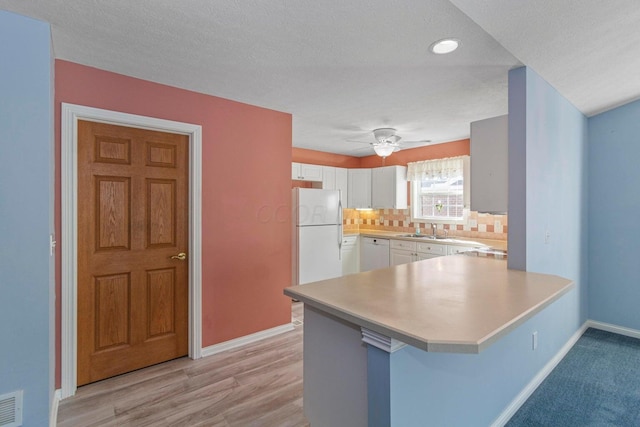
xmin=57 ymin=302 xmax=307 ymax=426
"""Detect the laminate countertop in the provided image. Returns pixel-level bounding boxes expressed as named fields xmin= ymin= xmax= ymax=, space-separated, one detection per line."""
xmin=348 ymin=229 xmax=508 ymax=252
xmin=284 ymin=256 xmax=573 ymax=353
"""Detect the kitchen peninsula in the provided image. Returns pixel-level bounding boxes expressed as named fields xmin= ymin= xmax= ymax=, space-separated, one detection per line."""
xmin=284 ymin=255 xmax=573 ymax=426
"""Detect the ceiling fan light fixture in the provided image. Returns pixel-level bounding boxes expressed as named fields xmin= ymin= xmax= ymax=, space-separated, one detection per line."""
xmin=373 ymin=143 xmax=396 ymax=158
xmin=430 ymin=38 xmax=460 ymax=54
xmin=373 ymin=128 xmax=397 ymax=143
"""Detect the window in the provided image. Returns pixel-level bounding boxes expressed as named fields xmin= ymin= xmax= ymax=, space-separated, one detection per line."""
xmin=408 ymin=156 xmax=470 ymax=223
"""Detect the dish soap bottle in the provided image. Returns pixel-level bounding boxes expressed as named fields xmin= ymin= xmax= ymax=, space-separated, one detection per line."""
xmin=415 ymin=227 xmax=421 ymax=236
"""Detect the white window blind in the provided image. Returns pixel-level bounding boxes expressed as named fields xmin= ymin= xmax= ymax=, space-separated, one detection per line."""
xmin=407 ymin=156 xmax=468 ymax=181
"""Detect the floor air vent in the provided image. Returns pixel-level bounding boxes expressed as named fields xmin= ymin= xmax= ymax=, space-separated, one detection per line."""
xmin=0 ymin=391 xmax=22 ymax=427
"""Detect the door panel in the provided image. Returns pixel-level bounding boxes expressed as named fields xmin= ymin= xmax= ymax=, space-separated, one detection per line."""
xmin=77 ymin=120 xmax=189 ymax=386
xmin=96 ymin=176 xmax=131 ymax=250
xmin=147 ymin=179 xmax=176 ymax=247
xmin=147 ymin=268 xmax=176 ymax=337
xmin=94 ymin=273 xmax=130 ymax=350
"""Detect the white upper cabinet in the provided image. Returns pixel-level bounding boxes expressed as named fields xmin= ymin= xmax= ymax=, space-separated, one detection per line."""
xmin=335 ymin=167 xmax=348 ymax=207
xmin=348 ymin=168 xmax=372 ymax=209
xmin=371 ymin=165 xmax=408 ymax=209
xmin=321 ymin=166 xmax=347 ymax=205
xmin=470 ymin=115 xmax=508 ymax=214
xmin=292 ymin=163 xmax=406 ymax=209
xmin=292 ymin=162 xmax=323 ymax=181
xmin=322 ymin=166 xmax=336 ymax=190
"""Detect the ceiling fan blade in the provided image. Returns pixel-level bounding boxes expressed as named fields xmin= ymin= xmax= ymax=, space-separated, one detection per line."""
xmin=401 ymin=139 xmax=432 ymax=144
xmin=346 ymin=138 xmax=375 ymax=144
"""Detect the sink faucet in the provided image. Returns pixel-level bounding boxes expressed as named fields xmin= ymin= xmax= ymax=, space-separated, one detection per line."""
xmin=431 ymin=223 xmax=437 ymax=237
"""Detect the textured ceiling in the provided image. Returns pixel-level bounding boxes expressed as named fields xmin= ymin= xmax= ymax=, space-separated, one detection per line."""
xmin=450 ymin=0 xmax=640 ymax=116
xmin=1 ymin=1 xmax=638 ymax=156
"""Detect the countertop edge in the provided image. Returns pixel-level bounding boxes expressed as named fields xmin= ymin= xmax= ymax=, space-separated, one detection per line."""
xmin=284 ymin=289 xmax=430 ymax=351
xmin=285 ymin=274 xmax=575 ymax=354
xmin=474 ymin=279 xmax=575 ymax=353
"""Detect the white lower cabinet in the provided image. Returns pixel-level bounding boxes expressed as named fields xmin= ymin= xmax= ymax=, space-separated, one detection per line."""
xmin=447 ymin=245 xmax=476 ymax=255
xmin=366 ymin=237 xmax=484 ymax=268
xmin=341 ymin=235 xmax=359 ymax=275
xmin=417 ymin=241 xmax=447 ymax=259
xmin=390 ymin=240 xmax=418 ymax=266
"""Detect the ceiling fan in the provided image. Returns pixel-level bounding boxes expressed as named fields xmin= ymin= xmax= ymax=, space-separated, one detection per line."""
xmin=349 ymin=128 xmax=431 ymax=158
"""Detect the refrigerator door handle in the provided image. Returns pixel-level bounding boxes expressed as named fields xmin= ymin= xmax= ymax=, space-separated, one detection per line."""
xmin=338 ymin=198 xmax=343 ymax=259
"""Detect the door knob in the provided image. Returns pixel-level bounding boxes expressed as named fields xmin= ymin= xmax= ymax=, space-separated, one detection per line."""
xmin=170 ymin=252 xmax=187 ymax=260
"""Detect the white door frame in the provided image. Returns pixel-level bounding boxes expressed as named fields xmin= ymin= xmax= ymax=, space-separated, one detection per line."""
xmin=60 ymin=103 xmax=203 ymax=398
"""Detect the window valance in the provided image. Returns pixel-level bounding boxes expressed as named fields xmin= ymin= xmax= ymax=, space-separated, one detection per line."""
xmin=406 ymin=156 xmax=469 ymax=181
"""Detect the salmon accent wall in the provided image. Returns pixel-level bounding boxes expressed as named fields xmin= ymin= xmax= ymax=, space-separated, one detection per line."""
xmin=54 ymin=60 xmax=292 ymax=387
xmin=292 ymin=147 xmax=361 ymax=168
xmin=293 ymin=138 xmax=470 ymax=168
xmin=358 ymin=138 xmax=470 ymax=168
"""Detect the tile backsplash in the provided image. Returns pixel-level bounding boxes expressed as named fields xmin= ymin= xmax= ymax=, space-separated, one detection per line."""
xmin=343 ymin=208 xmax=508 ymax=241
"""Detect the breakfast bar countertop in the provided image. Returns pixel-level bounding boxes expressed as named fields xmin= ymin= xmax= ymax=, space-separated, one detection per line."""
xmin=284 ymin=256 xmax=573 ymax=353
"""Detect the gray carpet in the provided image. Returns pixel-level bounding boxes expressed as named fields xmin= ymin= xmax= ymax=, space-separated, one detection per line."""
xmin=507 ymin=328 xmax=640 ymax=426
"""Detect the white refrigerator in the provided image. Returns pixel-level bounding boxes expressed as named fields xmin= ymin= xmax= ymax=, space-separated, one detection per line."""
xmin=292 ymin=188 xmax=343 ymax=286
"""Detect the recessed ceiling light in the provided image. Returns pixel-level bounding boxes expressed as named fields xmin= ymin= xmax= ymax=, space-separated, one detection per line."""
xmin=430 ymin=38 xmax=460 ymax=54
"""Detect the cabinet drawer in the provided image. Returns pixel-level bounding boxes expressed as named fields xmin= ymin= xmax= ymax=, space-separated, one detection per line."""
xmin=390 ymin=239 xmax=417 ymax=251
xmin=416 ymin=242 xmax=447 ymax=256
xmin=447 ymin=245 xmax=477 ymax=256
xmin=342 ymin=235 xmax=358 ymax=246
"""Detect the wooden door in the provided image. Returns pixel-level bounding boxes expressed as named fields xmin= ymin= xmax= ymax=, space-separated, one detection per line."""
xmin=77 ymin=120 xmax=189 ymax=386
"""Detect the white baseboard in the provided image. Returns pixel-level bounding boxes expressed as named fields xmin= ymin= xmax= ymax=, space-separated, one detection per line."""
xmin=50 ymin=389 xmax=61 ymax=427
xmin=586 ymin=320 xmax=640 ymax=339
xmin=490 ymin=322 xmax=589 ymax=427
xmin=201 ymin=323 xmax=295 ymax=358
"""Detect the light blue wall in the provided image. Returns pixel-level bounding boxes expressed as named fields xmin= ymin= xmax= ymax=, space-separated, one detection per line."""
xmin=521 ymin=67 xmax=589 ymax=325
xmin=390 ymin=295 xmax=576 ymax=426
xmin=588 ymin=98 xmax=640 ymax=329
xmin=509 ymin=66 xmax=588 ymax=326
xmin=507 ymin=68 xmax=527 ymax=271
xmin=508 ymin=67 xmax=589 ymax=297
xmin=0 ymin=10 xmax=54 ymax=426
xmin=387 ymin=66 xmax=589 ymax=425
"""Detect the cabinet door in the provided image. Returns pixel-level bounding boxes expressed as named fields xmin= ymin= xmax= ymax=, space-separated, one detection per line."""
xmin=322 ymin=166 xmax=336 ymax=190
xmin=348 ymin=169 xmax=372 ymax=209
xmin=371 ymin=166 xmax=408 ymax=209
xmin=300 ymin=163 xmax=323 ymax=181
xmin=335 ymin=167 xmax=348 ymax=206
xmin=447 ymin=245 xmax=476 ymax=255
xmin=390 ymin=249 xmax=415 ymax=266
xmin=292 ymin=162 xmax=301 ymax=180
xmin=292 ymin=162 xmax=323 ymax=181
xmin=341 ymin=236 xmax=359 ymax=275
xmin=470 ymin=115 xmax=508 ymax=213
xmin=372 ymin=167 xmax=393 ymax=208
xmin=416 ymin=242 xmax=447 ymax=257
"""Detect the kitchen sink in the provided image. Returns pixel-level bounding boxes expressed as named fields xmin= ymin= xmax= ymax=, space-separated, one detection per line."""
xmin=397 ymin=234 xmax=449 ymax=240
